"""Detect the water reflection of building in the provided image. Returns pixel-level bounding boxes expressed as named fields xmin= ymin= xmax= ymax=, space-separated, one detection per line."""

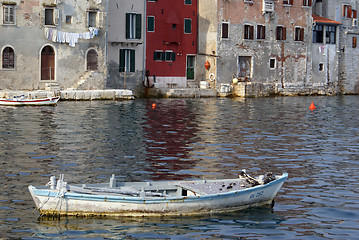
xmin=143 ymin=100 xmax=198 ymax=180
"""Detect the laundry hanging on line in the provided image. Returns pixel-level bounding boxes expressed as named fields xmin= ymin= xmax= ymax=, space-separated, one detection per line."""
xmin=44 ymin=27 xmax=99 ymax=47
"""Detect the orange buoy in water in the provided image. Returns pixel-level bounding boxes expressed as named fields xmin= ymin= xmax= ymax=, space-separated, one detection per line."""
xmin=152 ymin=103 xmax=156 ymax=108
xmin=309 ymin=101 xmax=316 ymax=110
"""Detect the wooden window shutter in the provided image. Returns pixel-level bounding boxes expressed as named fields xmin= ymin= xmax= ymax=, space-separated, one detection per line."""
xmin=130 ymin=50 xmax=135 ymax=72
xmin=283 ymin=27 xmax=287 ymax=40
xmin=135 ymin=14 xmax=142 ymax=39
xmin=348 ymin=6 xmax=352 ymax=18
xmin=172 ymin=52 xmax=176 ymax=61
xmin=353 ymin=37 xmax=357 ymax=48
xmin=53 ymin=9 xmax=59 ymax=25
xmin=353 ymin=10 xmax=357 ymax=18
xmin=250 ymin=25 xmax=254 ymax=39
xmin=126 ymin=13 xmax=130 ymax=38
xmin=97 ymin=12 xmax=104 ymax=28
xmin=119 ymin=49 xmax=125 ymax=72
xmin=300 ymin=28 xmax=304 ymax=41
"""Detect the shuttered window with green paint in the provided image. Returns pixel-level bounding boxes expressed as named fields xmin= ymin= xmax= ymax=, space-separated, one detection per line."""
xmin=119 ymin=49 xmax=135 ymax=72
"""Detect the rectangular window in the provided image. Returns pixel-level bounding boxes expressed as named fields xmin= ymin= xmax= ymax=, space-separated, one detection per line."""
xmin=126 ymin=13 xmax=142 ymax=39
xmin=88 ymin=11 xmax=97 ymax=27
xmin=237 ymin=56 xmax=251 ymax=79
xmin=326 ymin=25 xmax=336 ymax=44
xmin=2 ymin=47 xmax=15 ymax=69
xmin=319 ymin=63 xmax=324 ymax=71
xmin=244 ymin=25 xmax=254 ymax=40
xmin=353 ymin=37 xmax=357 ymax=48
xmin=147 ymin=16 xmax=155 ymax=32
xmin=222 ymin=22 xmax=229 ymax=39
xmin=119 ymin=49 xmax=135 ymax=72
xmin=66 ymin=15 xmax=72 ymax=24
xmin=295 ymin=27 xmax=304 ymax=41
xmin=269 ymin=58 xmax=276 ymax=69
xmin=153 ymin=51 xmax=164 ymax=61
xmin=276 ymin=26 xmax=286 ymax=40
xmin=283 ymin=0 xmax=293 ymax=5
xmin=185 ymin=0 xmax=192 ymax=5
xmin=343 ymin=5 xmax=352 ymax=18
xmin=303 ymin=0 xmax=312 ymax=7
xmin=165 ymin=51 xmax=176 ymax=61
xmin=43 ymin=8 xmax=59 ymax=26
xmin=3 ymin=5 xmax=15 ymax=24
xmin=45 ymin=9 xmax=54 ymax=25
xmin=257 ymin=25 xmax=266 ymax=40
xmin=186 ymin=55 xmax=195 ymax=80
xmin=184 ymin=18 xmax=192 ymax=34
xmin=313 ymin=24 xmax=323 ymax=43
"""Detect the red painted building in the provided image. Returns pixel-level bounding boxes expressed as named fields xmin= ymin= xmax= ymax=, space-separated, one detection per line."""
xmin=145 ymin=0 xmax=197 ymax=89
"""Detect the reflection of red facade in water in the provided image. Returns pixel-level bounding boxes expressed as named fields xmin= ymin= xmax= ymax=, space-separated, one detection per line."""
xmin=143 ymin=101 xmax=198 ymax=180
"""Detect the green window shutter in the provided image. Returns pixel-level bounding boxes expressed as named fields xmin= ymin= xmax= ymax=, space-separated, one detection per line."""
xmin=136 ymin=14 xmax=142 ymax=39
xmin=126 ymin=13 xmax=130 ymax=39
xmin=153 ymin=51 xmax=157 ymax=60
xmin=147 ymin=16 xmax=154 ymax=32
xmin=184 ymin=19 xmax=191 ymax=34
xmin=130 ymin=50 xmax=135 ymax=72
xmin=161 ymin=52 xmax=165 ymax=61
xmin=119 ymin=49 xmax=125 ymax=72
xmin=172 ymin=52 xmax=176 ymax=61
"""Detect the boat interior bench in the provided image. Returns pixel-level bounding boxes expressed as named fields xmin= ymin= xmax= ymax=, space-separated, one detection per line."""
xmin=67 ymin=177 xmax=252 ymax=197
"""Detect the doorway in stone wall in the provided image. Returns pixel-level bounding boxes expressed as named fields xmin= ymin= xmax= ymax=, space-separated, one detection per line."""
xmin=41 ymin=46 xmax=55 ymax=80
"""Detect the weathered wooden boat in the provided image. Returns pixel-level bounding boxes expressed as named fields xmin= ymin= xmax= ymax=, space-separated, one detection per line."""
xmin=28 ymin=171 xmax=288 ymax=217
xmin=0 ymin=95 xmax=60 ymax=106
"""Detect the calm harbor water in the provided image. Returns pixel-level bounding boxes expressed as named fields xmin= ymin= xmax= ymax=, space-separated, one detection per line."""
xmin=0 ymin=96 xmax=358 ymax=239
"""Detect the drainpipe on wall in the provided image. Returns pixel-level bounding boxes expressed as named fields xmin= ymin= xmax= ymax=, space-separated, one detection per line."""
xmin=143 ymin=1 xmax=147 ymax=87
xmin=104 ymin=0 xmax=109 ymax=82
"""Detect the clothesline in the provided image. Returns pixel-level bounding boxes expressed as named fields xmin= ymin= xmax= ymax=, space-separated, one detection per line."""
xmin=44 ymin=27 xmax=99 ymax=47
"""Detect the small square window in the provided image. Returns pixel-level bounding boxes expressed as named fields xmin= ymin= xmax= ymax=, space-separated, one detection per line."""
xmin=66 ymin=15 xmax=72 ymax=24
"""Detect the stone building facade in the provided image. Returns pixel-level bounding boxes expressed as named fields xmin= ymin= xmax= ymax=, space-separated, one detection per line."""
xmin=0 ymin=0 xmax=107 ymax=91
xmin=106 ymin=0 xmax=145 ymax=94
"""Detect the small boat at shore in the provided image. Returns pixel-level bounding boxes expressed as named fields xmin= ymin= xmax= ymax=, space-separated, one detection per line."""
xmin=29 ymin=170 xmax=288 ymax=217
xmin=0 ymin=95 xmax=60 ymax=106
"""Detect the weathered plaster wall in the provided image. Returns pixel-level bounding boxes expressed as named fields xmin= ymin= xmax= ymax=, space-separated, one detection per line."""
xmin=197 ymin=0 xmax=218 ymax=84
xmin=0 ymin=0 xmax=106 ymax=91
xmin=216 ymin=0 xmax=312 ymax=96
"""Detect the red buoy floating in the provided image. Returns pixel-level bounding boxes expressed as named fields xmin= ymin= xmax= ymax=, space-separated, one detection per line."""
xmin=152 ymin=103 xmax=156 ymax=108
xmin=309 ymin=101 xmax=316 ymax=110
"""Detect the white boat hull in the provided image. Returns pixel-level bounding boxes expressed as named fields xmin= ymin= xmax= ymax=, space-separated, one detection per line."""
xmin=29 ymin=173 xmax=287 ymax=217
xmin=0 ymin=97 xmax=60 ymax=106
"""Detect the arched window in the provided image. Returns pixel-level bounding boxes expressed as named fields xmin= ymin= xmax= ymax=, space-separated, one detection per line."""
xmin=41 ymin=46 xmax=55 ymax=80
xmin=87 ymin=49 xmax=98 ymax=71
xmin=2 ymin=47 xmax=14 ymax=69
